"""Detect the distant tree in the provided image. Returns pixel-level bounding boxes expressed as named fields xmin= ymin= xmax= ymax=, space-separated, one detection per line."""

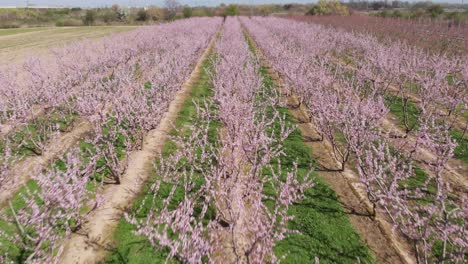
xmin=136 ymin=9 xmax=149 ymax=21
xmin=371 ymin=1 xmax=385 ymax=10
xmin=409 ymin=8 xmax=426 ymax=19
xmin=147 ymin=7 xmax=164 ymax=21
xmin=164 ymin=0 xmax=180 ymax=20
xmin=193 ymin=7 xmax=213 ymax=17
xmin=100 ymin=9 xmax=118 ymax=23
xmin=427 ymin=4 xmax=444 ymax=18
xmin=258 ymin=5 xmax=274 ymax=16
xmin=111 ymin=4 xmax=120 ymax=12
xmin=183 ymin=7 xmax=192 ymax=18
xmin=412 ymin=1 xmax=432 ymax=9
xmin=83 ymin=10 xmax=96 ymax=26
xmin=392 ymin=10 xmax=403 ymax=18
xmin=307 ymin=0 xmax=350 ymax=16
xmin=226 ymin=4 xmax=238 ymax=16
xmin=117 ymin=9 xmax=127 ymax=21
xmin=378 ymin=10 xmax=390 ymax=17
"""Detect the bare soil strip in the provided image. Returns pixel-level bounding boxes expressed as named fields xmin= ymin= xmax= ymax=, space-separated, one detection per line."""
xmin=59 ymin=29 xmax=221 ymax=264
xmin=0 ymin=118 xmax=92 ymax=207
xmin=244 ymin=30 xmax=416 ymax=264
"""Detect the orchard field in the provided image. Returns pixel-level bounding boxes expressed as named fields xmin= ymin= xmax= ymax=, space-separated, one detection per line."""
xmin=0 ymin=16 xmax=466 ymax=264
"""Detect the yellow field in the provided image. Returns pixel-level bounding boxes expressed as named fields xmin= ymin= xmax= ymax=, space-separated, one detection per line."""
xmin=0 ymin=26 xmax=138 ymax=64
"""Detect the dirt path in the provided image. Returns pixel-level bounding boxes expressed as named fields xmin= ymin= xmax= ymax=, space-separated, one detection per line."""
xmin=0 ymin=118 xmax=92 ymax=207
xmin=243 ymin=29 xmax=416 ymax=264
xmin=58 ymin=29 xmax=221 ymax=264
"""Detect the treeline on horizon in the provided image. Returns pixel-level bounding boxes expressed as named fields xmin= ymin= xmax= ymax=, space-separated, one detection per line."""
xmin=0 ymin=0 xmax=467 ymax=29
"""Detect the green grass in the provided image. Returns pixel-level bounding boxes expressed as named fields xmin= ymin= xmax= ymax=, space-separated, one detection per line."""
xmin=450 ymin=128 xmax=468 ymax=163
xmin=257 ymin=66 xmax=373 ymax=263
xmin=385 ymin=94 xmax=421 ymax=132
xmin=0 ymin=27 xmax=49 ymax=36
xmin=0 ymin=180 xmax=39 ymax=263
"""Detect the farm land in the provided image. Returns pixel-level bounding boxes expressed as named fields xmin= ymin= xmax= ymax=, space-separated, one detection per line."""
xmin=0 ymin=13 xmax=466 ymax=264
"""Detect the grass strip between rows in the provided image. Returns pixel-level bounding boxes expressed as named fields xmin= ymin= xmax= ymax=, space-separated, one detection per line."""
xmin=257 ymin=65 xmax=373 ymax=264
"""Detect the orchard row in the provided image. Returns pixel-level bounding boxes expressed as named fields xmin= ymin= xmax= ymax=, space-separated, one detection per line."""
xmin=0 ymin=16 xmax=466 ymax=263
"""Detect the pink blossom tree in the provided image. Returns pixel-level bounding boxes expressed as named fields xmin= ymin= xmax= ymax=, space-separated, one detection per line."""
xmin=126 ymin=18 xmax=314 ymax=262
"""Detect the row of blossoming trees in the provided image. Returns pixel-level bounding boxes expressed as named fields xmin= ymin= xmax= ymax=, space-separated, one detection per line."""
xmin=0 ymin=17 xmax=222 ymax=262
xmin=290 ymin=15 xmax=468 ymax=56
xmin=0 ymin=15 xmax=466 ymax=263
xmin=240 ymin=16 xmax=467 ymax=263
xmin=126 ymin=17 xmax=314 ymax=263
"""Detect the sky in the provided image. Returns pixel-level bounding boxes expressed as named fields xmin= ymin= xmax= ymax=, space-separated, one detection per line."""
xmin=0 ymin=0 xmax=462 ymax=8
